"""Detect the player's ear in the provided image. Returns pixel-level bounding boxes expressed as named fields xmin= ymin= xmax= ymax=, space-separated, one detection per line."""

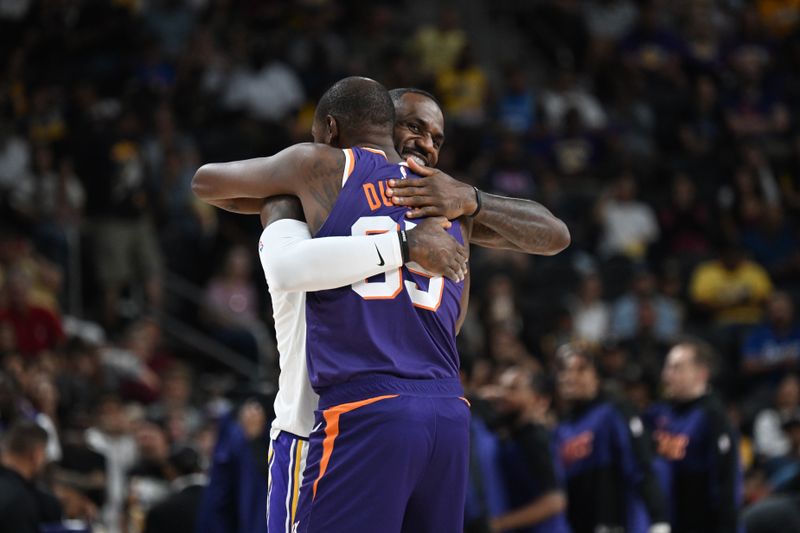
xmin=326 ymin=115 xmax=339 ymax=145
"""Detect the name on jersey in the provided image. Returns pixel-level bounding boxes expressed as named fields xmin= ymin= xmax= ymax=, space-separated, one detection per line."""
xmin=560 ymin=431 xmax=594 ymax=464
xmin=362 ymin=180 xmax=395 ymax=211
xmin=654 ymin=430 xmax=689 ymax=461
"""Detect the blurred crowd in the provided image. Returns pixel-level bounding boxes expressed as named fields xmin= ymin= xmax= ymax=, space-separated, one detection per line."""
xmin=2 ymin=0 xmax=800 ymax=531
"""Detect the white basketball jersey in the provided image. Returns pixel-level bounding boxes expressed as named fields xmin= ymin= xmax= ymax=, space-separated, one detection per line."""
xmin=259 ymin=227 xmax=319 ymax=439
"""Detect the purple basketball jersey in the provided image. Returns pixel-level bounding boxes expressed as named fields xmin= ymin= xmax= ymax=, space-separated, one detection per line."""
xmin=305 ymin=147 xmax=464 ymax=392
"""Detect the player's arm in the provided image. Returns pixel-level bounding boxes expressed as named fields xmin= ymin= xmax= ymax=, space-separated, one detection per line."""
xmin=387 ymin=159 xmax=570 ymax=255
xmin=259 ymin=197 xmax=468 ymax=292
xmin=192 ymin=143 xmax=343 ymax=216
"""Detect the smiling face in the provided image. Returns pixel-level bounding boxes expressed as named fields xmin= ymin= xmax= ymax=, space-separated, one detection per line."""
xmin=392 ymin=92 xmax=445 ymax=168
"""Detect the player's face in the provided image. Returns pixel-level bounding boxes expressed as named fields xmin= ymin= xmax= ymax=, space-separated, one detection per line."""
xmin=393 ymin=93 xmax=445 ymax=168
xmin=558 ymin=355 xmax=598 ymax=401
xmin=662 ymin=345 xmax=705 ymax=399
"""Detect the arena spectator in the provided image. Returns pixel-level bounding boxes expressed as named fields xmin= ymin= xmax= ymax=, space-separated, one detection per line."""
xmin=202 ymin=245 xmax=261 ymax=362
xmin=146 ymin=364 xmax=202 ymax=446
xmin=753 ymin=373 xmax=800 ymax=460
xmin=480 ymin=134 xmax=537 ymax=199
xmin=742 ymin=292 xmax=800 ymax=394
xmin=436 ymin=44 xmax=489 ymax=127
xmin=126 ymin=421 xmax=172 ymax=529
xmin=541 ymin=68 xmax=607 ymax=134
xmin=568 ymin=273 xmax=610 ymax=345
xmin=0 ymin=421 xmax=62 ymax=533
xmin=0 ymin=264 xmax=64 ymax=358
xmin=676 ymin=76 xmax=725 ymax=180
xmin=0 ymin=122 xmax=31 ymax=194
xmin=102 ymin=318 xmax=171 ymax=405
xmin=143 ymin=447 xmax=205 ymax=533
xmin=495 ymin=66 xmax=537 ymax=135
xmin=410 ymin=6 xmax=466 ymax=78
xmin=657 ymin=173 xmax=713 ymax=260
xmin=689 ymin=243 xmax=773 ymax=327
xmin=611 ymin=268 xmax=682 ymax=345
xmin=764 ymin=410 xmax=800 ymax=493
xmin=742 ymin=207 xmax=800 ymax=285
xmin=87 ymin=110 xmax=163 ymax=330
xmin=85 ymin=395 xmax=137 ymax=533
xmin=581 ymin=0 xmax=638 ymax=45
xmin=596 ymin=173 xmax=660 ymax=260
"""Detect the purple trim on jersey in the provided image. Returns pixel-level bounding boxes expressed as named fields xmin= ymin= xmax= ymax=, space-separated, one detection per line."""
xmin=305 ymin=147 xmax=464 ymax=393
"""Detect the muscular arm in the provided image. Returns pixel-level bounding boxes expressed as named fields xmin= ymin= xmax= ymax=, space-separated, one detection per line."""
xmin=469 ymin=193 xmax=570 ymax=254
xmin=387 ymin=160 xmax=570 ymax=255
xmin=192 ymin=143 xmax=345 ymax=233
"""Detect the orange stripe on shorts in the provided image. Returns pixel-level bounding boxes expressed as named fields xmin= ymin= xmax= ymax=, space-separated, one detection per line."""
xmin=312 ymin=394 xmax=398 ymax=500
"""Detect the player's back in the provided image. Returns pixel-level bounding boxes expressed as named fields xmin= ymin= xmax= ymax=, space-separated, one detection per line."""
xmin=305 ymin=146 xmax=464 ymax=405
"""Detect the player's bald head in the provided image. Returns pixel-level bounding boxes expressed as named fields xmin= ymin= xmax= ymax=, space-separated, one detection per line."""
xmin=313 ymin=77 xmax=395 ymax=140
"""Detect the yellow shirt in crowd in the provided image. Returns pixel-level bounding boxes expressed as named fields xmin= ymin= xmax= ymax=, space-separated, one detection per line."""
xmin=690 ymin=259 xmax=773 ymax=326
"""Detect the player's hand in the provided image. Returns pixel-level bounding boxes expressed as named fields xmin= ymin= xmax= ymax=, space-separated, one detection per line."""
xmin=406 ymin=217 xmax=468 ymax=282
xmin=386 ymin=158 xmax=477 ymax=219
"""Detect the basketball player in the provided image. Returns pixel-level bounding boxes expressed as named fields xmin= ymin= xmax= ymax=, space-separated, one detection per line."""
xmin=193 ymin=78 xmax=569 ymax=532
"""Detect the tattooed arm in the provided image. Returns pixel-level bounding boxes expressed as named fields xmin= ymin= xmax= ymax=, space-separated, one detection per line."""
xmin=191 ymin=143 xmax=345 ymax=234
xmin=468 ymin=194 xmax=570 ymax=255
xmin=387 ymin=160 xmax=570 ymax=255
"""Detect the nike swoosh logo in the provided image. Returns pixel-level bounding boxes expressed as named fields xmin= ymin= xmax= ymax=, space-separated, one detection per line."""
xmin=375 ymin=245 xmax=385 ymax=266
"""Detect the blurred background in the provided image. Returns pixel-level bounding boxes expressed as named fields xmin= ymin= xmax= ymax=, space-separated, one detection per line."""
xmin=2 ymin=0 xmax=800 ymax=531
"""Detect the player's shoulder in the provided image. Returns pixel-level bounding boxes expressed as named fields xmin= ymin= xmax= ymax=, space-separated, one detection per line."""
xmin=285 ymin=142 xmax=344 ymax=161
xmin=699 ymin=393 xmax=728 ymax=421
xmin=281 ymin=143 xmax=346 ymax=180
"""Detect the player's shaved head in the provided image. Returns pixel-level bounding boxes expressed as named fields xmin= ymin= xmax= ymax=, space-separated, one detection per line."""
xmin=314 ymin=77 xmax=395 ymax=139
xmin=389 ymin=88 xmax=441 ymax=109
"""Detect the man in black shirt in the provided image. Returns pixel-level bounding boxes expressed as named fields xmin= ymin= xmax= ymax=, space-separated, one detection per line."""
xmin=144 ymin=447 xmax=206 ymax=533
xmin=0 ymin=421 xmax=62 ymax=532
xmin=646 ymin=339 xmax=743 ymax=533
xmin=489 ymin=366 xmax=570 ymax=533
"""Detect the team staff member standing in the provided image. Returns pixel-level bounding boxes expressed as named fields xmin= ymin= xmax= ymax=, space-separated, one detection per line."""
xmin=555 ymin=345 xmax=670 ymax=533
xmin=647 ymin=340 xmax=743 ymax=533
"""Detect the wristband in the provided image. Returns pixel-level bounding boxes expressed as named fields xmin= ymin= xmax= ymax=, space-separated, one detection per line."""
xmin=469 ymin=186 xmax=482 ymax=217
xmin=398 ymin=230 xmax=410 ymax=263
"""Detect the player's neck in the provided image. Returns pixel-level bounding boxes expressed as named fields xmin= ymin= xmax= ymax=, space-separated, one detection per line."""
xmin=356 ymin=141 xmax=401 ymax=162
xmin=340 ymin=130 xmax=400 ymax=162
